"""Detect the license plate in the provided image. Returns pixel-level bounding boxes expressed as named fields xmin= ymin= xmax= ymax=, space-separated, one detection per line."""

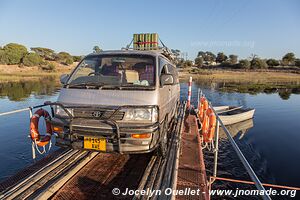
xmin=84 ymin=137 xmax=106 ymax=151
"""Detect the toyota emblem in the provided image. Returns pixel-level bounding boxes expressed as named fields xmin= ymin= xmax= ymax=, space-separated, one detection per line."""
xmin=92 ymin=111 xmax=102 ymax=118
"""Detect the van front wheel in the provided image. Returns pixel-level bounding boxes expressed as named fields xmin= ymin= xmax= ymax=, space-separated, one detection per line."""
xmin=156 ymin=120 xmax=168 ymax=158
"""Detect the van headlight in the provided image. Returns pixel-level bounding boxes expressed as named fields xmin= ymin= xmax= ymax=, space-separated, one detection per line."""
xmin=122 ymin=107 xmax=158 ymax=123
xmin=54 ymin=106 xmax=73 ymax=118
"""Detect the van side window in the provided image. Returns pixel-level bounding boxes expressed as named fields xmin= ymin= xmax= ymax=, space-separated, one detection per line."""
xmin=159 ymin=57 xmax=168 ymax=76
xmin=167 ymin=64 xmax=179 ymax=84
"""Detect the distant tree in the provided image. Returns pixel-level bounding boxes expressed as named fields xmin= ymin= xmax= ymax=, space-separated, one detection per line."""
xmin=238 ymin=59 xmax=251 ymax=69
xmin=22 ymin=53 xmax=43 ymax=67
xmin=171 ymin=49 xmax=181 ymax=57
xmin=197 ymin=51 xmax=216 ymax=64
xmin=176 ymin=58 xmax=184 ymax=68
xmin=194 ymin=57 xmax=203 ymax=67
xmin=229 ymin=54 xmax=238 ymax=64
xmin=0 ymin=50 xmax=9 ymax=64
xmin=93 ymin=46 xmax=102 ymax=53
xmin=72 ymin=55 xmax=83 ymax=62
xmin=55 ymin=52 xmax=73 ymax=65
xmin=197 ymin=51 xmax=205 ymax=57
xmin=181 ymin=60 xmax=193 ymax=68
xmin=282 ymin=52 xmax=295 ymax=65
xmin=31 ymin=47 xmax=55 ymax=60
xmin=216 ymin=52 xmax=228 ymax=63
xmin=295 ymin=59 xmax=300 ymax=67
xmin=171 ymin=49 xmax=182 ymax=64
xmin=3 ymin=43 xmax=27 ymax=65
xmin=251 ymin=58 xmax=268 ymax=69
xmin=266 ymin=59 xmax=280 ymax=67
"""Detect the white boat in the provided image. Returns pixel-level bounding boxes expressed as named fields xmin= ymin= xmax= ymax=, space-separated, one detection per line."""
xmin=214 ymin=106 xmax=255 ymax=125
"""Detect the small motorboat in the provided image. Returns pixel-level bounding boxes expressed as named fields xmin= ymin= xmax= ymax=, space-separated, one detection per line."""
xmin=214 ymin=106 xmax=255 ymax=125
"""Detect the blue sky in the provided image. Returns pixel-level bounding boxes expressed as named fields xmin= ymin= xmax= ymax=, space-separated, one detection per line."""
xmin=0 ymin=0 xmax=299 ymax=59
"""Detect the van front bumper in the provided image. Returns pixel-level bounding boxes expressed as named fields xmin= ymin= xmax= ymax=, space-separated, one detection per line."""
xmin=51 ymin=118 xmax=161 ymax=154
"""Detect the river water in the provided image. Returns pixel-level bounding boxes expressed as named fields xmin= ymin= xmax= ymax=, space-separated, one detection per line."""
xmin=0 ymin=78 xmax=299 ymax=198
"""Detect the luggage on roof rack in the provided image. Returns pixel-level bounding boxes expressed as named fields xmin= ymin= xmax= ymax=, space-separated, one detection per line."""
xmin=125 ymin=33 xmax=175 ymax=62
xmin=133 ymin=33 xmax=158 ymax=50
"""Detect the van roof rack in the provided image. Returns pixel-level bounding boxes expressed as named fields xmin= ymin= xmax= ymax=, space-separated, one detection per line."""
xmin=122 ymin=33 xmax=175 ymax=62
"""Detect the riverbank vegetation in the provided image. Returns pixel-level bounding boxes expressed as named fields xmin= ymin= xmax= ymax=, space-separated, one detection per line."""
xmin=0 ymin=42 xmax=84 ymax=82
xmin=178 ymin=51 xmax=300 ymax=71
xmin=0 ymin=43 xmax=82 ymax=68
xmin=1 ymin=43 xmax=300 ymax=86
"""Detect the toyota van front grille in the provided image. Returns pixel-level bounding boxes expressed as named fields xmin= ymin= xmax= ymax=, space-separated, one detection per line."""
xmin=72 ymin=108 xmax=125 ymax=121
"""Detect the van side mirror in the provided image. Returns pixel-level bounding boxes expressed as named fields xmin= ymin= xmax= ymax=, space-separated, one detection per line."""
xmin=60 ymin=74 xmax=69 ymax=85
xmin=161 ymin=74 xmax=174 ymax=86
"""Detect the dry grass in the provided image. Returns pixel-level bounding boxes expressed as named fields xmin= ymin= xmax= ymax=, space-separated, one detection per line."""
xmin=0 ymin=63 xmax=76 ymax=83
xmin=179 ymin=69 xmax=300 ymax=84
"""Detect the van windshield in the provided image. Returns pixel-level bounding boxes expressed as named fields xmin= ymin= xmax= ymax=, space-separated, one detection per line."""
xmin=68 ymin=54 xmax=156 ymax=89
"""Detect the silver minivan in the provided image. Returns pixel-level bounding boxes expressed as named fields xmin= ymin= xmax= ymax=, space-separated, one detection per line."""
xmin=50 ymin=49 xmax=180 ymax=157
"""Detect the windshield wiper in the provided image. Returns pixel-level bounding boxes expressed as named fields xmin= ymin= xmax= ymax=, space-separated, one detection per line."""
xmin=101 ymin=85 xmax=122 ymax=90
xmin=67 ymin=83 xmax=153 ymax=90
xmin=119 ymin=84 xmax=155 ymax=90
xmin=68 ymin=82 xmax=104 ymax=89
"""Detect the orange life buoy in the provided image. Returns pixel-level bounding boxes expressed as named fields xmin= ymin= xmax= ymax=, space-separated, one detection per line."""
xmin=199 ymin=97 xmax=209 ymax=122
xmin=204 ymin=108 xmax=216 ymax=143
xmin=201 ymin=112 xmax=209 ymax=140
xmin=30 ymin=108 xmax=52 ymax=147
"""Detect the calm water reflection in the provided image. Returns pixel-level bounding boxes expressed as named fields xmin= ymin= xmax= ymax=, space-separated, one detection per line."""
xmin=0 ymin=76 xmax=59 ymax=101
xmin=0 ymin=79 xmax=299 ymax=199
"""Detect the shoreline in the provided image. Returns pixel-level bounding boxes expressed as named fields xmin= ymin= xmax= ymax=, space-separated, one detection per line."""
xmin=1 ymin=65 xmax=300 ymax=84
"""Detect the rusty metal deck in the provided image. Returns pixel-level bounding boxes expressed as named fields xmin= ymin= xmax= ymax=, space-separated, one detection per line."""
xmin=51 ymin=153 xmax=152 ymax=200
xmin=176 ymin=114 xmax=209 ymax=200
xmin=0 ymin=148 xmax=67 ymax=193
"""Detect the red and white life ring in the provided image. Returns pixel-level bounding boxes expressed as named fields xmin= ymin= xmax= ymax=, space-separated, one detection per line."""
xmin=30 ymin=108 xmax=52 ymax=147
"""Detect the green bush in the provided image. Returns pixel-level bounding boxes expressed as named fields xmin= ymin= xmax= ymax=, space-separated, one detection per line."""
xmin=266 ymin=59 xmax=280 ymax=67
xmin=251 ymin=58 xmax=268 ymax=69
xmin=55 ymin=52 xmax=73 ymax=65
xmin=22 ymin=53 xmax=43 ymax=66
xmin=40 ymin=62 xmax=55 ymax=71
xmin=72 ymin=55 xmax=82 ymax=62
xmin=31 ymin=47 xmax=55 ymax=60
xmin=0 ymin=50 xmax=9 ymax=64
xmin=238 ymin=59 xmax=251 ymax=69
xmin=181 ymin=60 xmax=193 ymax=68
xmin=220 ymin=61 xmax=232 ymax=68
xmin=3 ymin=43 xmax=28 ymax=65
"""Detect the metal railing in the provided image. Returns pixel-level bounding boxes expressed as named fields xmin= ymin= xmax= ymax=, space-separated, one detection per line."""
xmin=197 ymin=88 xmax=272 ymax=200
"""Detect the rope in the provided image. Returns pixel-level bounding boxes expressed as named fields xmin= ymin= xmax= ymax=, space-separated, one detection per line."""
xmin=209 ymin=176 xmax=300 ymax=191
xmin=34 ymin=141 xmax=46 ymax=155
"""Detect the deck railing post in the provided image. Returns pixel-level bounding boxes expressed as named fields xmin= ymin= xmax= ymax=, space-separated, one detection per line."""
xmin=213 ymin=120 xmax=219 ymax=178
xmin=187 ymin=77 xmax=192 ymax=110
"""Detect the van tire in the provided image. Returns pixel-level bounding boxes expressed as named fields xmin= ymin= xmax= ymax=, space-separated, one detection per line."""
xmin=156 ymin=119 xmax=168 ymax=158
